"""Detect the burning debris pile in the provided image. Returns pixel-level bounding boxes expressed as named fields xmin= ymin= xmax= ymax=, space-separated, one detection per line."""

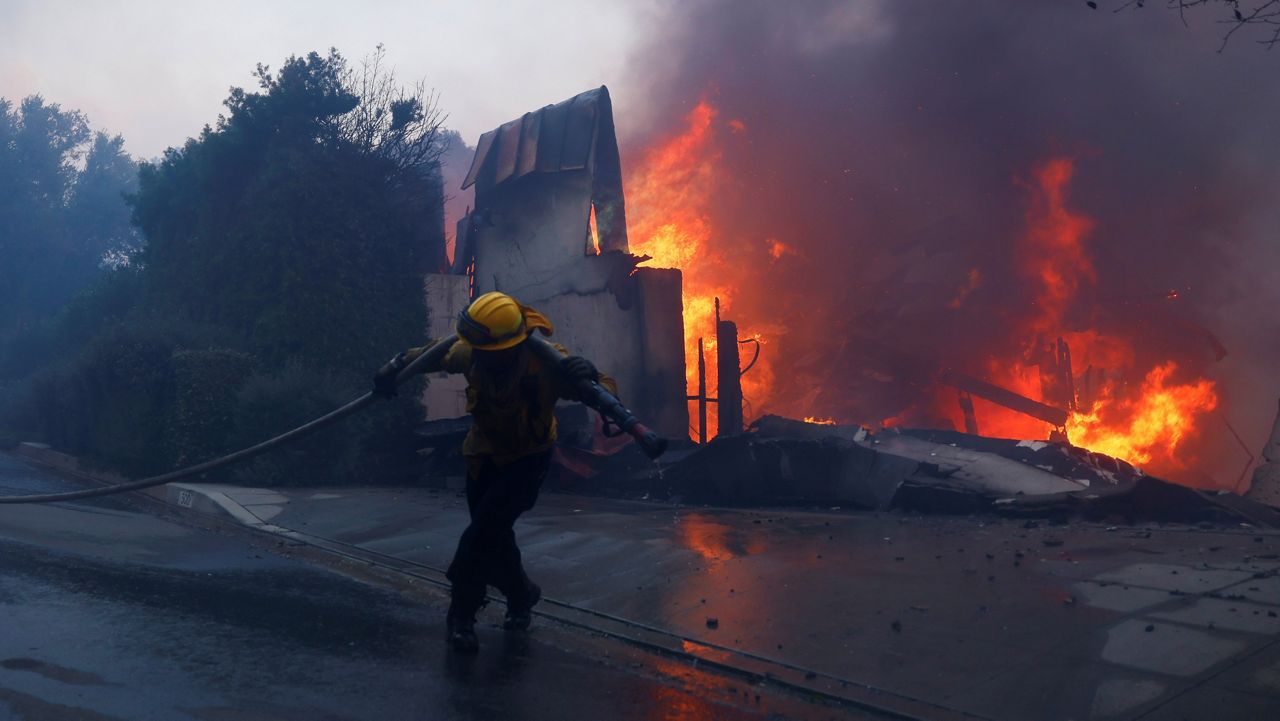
xmin=603 ymin=1 xmax=1280 ymax=494
xmin=621 ymin=100 xmax=1234 ymax=490
xmin=424 ymin=36 xmax=1273 ymax=522
xmin=559 ymin=416 xmax=1279 ymax=528
xmin=932 ymin=159 xmax=1224 ymax=481
xmin=593 ymin=96 xmax=1259 ymax=523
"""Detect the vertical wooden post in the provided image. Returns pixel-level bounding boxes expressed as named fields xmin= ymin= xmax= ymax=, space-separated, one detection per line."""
xmin=697 ymin=338 xmax=709 ymax=445
xmin=715 ymin=298 xmax=744 ymax=437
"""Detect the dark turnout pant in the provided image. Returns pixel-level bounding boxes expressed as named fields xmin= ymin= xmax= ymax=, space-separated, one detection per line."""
xmin=445 ymin=450 xmax=551 ymax=620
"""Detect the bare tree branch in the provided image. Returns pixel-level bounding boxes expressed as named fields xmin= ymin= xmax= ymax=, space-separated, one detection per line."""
xmin=331 ymin=44 xmax=448 ymax=187
xmin=1113 ymin=0 xmax=1280 ymax=50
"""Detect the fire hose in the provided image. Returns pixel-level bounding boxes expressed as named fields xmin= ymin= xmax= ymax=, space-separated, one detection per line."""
xmin=0 ymin=334 xmax=666 ymax=504
xmin=526 ymin=336 xmax=668 ymax=459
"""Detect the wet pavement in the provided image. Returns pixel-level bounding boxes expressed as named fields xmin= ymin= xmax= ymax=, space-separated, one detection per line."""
xmin=156 ymin=474 xmax=1280 ymax=721
xmin=0 ymin=454 xmax=848 ymax=721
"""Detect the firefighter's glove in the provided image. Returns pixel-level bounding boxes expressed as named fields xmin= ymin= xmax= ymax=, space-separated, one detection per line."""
xmin=560 ymin=356 xmax=599 ymax=383
xmin=372 ymin=353 xmax=408 ymax=398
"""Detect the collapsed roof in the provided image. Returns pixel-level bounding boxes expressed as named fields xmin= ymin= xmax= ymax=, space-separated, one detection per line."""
xmin=461 ymin=85 xmax=628 ymax=254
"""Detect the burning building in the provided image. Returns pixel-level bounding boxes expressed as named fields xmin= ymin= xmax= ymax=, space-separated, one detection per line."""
xmin=416 ymin=0 xmax=1277 ymax=502
xmin=419 ymin=90 xmax=1243 ymax=498
xmin=595 ymin=0 xmax=1280 ymax=494
xmin=619 ymin=96 xmax=1237 ymax=488
xmin=420 ymin=87 xmax=689 ymax=441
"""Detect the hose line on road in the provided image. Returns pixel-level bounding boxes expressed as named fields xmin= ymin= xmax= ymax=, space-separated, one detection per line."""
xmin=0 ymin=336 xmax=460 ymax=504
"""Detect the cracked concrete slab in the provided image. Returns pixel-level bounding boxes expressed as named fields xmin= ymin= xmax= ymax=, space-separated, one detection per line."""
xmin=1071 ymin=580 xmax=1175 ymax=613
xmin=1093 ymin=563 xmax=1254 ymax=593
xmin=1150 ymin=597 xmax=1280 ymax=634
xmin=1216 ymin=575 xmax=1280 ymax=606
xmin=1100 ymin=620 xmax=1248 ymax=676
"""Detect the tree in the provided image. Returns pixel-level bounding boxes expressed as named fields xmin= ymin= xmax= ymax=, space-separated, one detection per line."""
xmin=0 ymin=96 xmax=134 ymax=335
xmin=72 ymin=132 xmax=143 ymax=269
xmin=130 ymin=48 xmax=446 ymax=372
xmin=337 ymin=45 xmax=447 ymax=186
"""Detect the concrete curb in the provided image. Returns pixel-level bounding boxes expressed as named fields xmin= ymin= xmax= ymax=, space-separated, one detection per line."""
xmin=152 ymin=482 xmax=277 ymax=528
xmin=12 ymin=442 xmax=286 ymax=528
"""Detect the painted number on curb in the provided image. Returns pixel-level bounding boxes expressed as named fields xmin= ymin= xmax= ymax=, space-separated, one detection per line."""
xmin=177 ymin=489 xmax=194 ymax=508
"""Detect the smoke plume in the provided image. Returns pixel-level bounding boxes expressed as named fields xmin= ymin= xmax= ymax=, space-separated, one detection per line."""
xmin=618 ymin=0 xmax=1280 ymax=487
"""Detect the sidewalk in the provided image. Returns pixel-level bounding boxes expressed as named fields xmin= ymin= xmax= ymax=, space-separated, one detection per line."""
xmin=143 ymin=477 xmax=1280 ymax=721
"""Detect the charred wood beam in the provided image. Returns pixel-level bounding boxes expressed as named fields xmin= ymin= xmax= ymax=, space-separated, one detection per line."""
xmin=716 ymin=298 xmax=744 ymax=437
xmin=957 ymin=390 xmax=980 ymax=435
xmin=940 ymin=371 xmax=1070 ymax=428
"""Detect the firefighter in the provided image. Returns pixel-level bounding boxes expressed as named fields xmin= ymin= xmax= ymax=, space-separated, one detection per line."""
xmin=372 ymin=291 xmax=614 ymax=652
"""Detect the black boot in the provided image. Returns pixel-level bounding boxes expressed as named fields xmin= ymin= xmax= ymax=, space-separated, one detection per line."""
xmin=446 ymin=587 xmax=485 ymax=653
xmin=503 ymin=582 xmax=541 ymax=631
xmin=446 ymin=614 xmax=479 ymax=653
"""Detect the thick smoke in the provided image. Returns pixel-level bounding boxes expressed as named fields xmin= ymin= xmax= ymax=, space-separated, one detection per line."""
xmin=619 ymin=0 xmax=1280 ymax=486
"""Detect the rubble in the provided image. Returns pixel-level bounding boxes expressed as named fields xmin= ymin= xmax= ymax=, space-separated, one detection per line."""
xmin=559 ymin=415 xmax=1280 ymax=527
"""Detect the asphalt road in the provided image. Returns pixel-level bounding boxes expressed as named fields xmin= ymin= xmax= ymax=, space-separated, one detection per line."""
xmin=0 ymin=454 xmax=844 ymax=721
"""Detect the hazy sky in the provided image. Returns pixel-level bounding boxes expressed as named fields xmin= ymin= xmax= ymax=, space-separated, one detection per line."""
xmin=0 ymin=0 xmax=655 ymax=159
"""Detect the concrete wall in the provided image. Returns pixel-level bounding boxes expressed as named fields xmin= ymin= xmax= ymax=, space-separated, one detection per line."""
xmin=421 ymin=274 xmax=471 ymax=420
xmin=471 ymin=171 xmax=595 ymax=290
xmin=460 ymin=171 xmax=688 ymax=439
xmin=1248 ymin=399 xmax=1280 ymax=508
xmin=634 ymin=268 xmax=687 ymax=437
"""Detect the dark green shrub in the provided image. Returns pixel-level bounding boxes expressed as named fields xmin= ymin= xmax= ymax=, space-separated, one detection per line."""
xmin=1 ymin=317 xmax=236 ymax=476
xmin=54 ymin=323 xmax=179 ymax=474
xmin=169 ymin=348 xmax=256 ymax=466
xmin=227 ymin=363 xmax=424 ymax=487
xmin=228 ymin=364 xmax=355 ymax=486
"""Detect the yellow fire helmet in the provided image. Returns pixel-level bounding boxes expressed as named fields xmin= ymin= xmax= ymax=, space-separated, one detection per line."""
xmin=456 ymin=291 xmax=555 ymax=351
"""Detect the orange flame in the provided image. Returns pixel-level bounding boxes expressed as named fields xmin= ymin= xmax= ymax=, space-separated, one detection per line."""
xmin=961 ymin=157 xmax=1219 ymax=474
xmin=1067 ymin=363 xmax=1218 ymax=466
xmin=625 ymin=105 xmax=1216 ymax=474
xmin=803 ymin=416 xmax=837 ymax=425
xmin=627 ymin=99 xmax=777 ymax=440
xmin=1023 ymin=158 xmax=1096 ymax=333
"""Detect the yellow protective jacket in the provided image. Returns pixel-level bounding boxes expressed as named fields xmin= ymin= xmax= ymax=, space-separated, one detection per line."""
xmin=405 ymin=338 xmax=618 ymax=465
